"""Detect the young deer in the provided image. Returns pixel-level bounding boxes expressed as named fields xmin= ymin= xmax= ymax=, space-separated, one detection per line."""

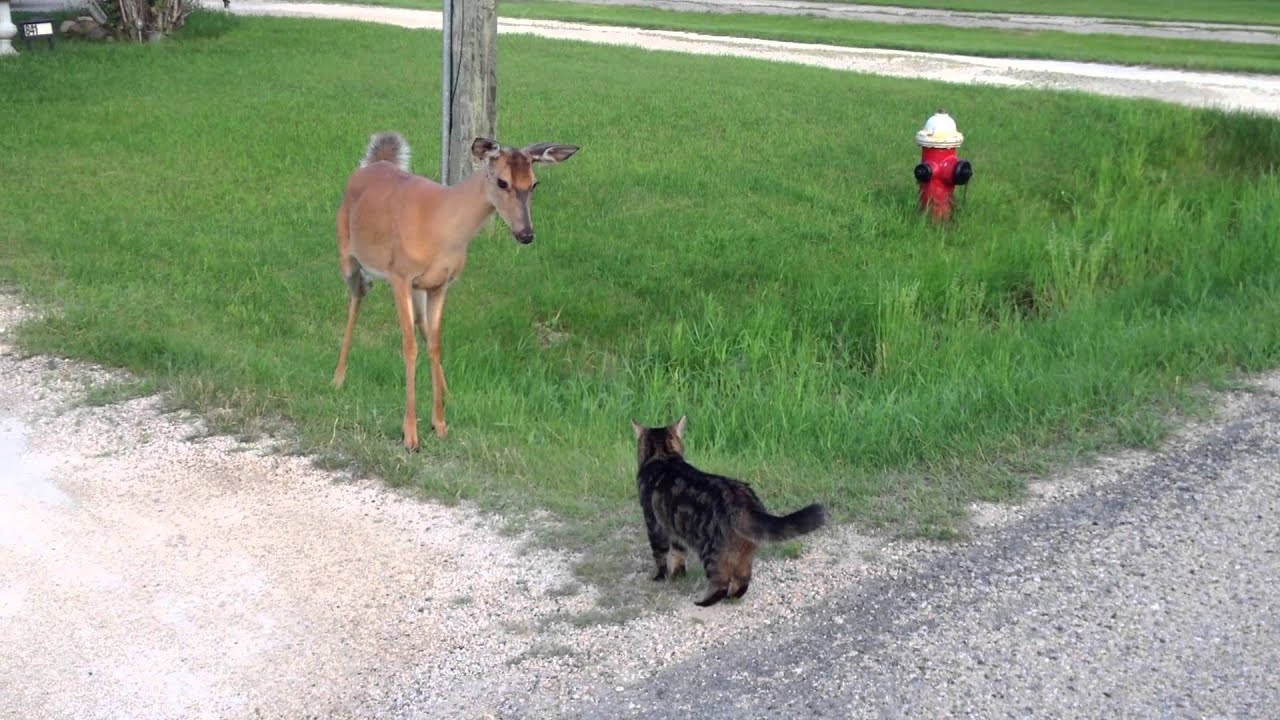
xmin=333 ymin=131 xmax=579 ymax=450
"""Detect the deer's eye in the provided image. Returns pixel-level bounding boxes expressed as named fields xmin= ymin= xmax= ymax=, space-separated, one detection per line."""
xmin=496 ymin=178 xmax=509 ymax=190
xmin=531 ymin=181 xmax=540 ymax=192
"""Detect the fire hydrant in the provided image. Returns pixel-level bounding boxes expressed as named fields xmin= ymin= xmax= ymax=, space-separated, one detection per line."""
xmin=913 ymin=109 xmax=972 ymax=221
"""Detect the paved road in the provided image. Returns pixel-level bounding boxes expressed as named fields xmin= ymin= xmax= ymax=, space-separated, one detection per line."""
xmin=557 ymin=380 xmax=1280 ymax=718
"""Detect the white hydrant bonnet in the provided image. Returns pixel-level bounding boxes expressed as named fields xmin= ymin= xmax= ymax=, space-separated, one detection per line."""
xmin=915 ymin=110 xmax=965 ymax=149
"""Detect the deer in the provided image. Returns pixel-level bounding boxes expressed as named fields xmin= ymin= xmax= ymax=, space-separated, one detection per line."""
xmin=333 ymin=131 xmax=579 ymax=451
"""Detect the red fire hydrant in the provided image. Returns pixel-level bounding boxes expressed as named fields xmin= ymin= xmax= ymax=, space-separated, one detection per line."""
xmin=913 ymin=109 xmax=972 ymax=221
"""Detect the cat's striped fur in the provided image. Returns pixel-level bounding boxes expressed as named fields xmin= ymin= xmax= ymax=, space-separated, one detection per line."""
xmin=632 ymin=416 xmax=826 ymax=606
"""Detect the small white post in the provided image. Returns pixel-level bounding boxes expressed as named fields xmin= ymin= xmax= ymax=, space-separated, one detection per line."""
xmin=0 ymin=0 xmax=19 ymax=57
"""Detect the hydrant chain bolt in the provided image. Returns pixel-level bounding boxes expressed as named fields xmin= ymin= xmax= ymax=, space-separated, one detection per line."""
xmin=913 ymin=108 xmax=973 ymax=221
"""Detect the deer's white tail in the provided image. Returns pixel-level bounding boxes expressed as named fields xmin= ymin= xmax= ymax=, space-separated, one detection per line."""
xmin=360 ymin=131 xmax=411 ymax=172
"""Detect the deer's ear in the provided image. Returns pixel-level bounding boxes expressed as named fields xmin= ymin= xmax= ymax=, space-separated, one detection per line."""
xmin=672 ymin=415 xmax=687 ymax=439
xmin=471 ymin=137 xmax=501 ymax=161
xmin=524 ymin=143 xmax=579 ymax=164
xmin=631 ymin=419 xmax=645 ymax=439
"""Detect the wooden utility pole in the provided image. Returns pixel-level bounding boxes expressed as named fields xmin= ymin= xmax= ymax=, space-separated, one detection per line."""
xmin=440 ymin=0 xmax=498 ymax=186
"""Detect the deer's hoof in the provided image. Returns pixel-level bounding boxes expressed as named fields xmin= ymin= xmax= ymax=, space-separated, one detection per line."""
xmin=433 ymin=422 xmax=448 ymax=439
xmin=403 ymin=425 xmax=420 ymax=452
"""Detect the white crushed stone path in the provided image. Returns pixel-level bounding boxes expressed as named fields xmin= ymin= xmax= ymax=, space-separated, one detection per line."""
xmin=222 ymin=1 xmax=1280 ymax=117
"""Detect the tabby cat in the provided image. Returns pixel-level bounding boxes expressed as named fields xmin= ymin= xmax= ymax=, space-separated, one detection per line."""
xmin=631 ymin=416 xmax=827 ymax=607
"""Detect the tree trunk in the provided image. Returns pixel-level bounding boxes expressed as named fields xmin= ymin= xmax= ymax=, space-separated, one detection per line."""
xmin=441 ymin=0 xmax=497 ymax=186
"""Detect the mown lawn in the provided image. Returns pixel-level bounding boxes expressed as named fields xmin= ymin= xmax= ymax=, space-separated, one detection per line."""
xmin=306 ymin=0 xmax=1280 ymax=75
xmin=2 ymin=14 xmax=1279 ymax=545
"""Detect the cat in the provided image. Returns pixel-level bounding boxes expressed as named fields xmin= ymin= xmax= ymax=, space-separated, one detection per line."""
xmin=631 ymin=415 xmax=827 ymax=607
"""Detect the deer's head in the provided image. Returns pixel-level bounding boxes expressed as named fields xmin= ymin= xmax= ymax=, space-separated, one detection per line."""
xmin=472 ymin=138 xmax=579 ymax=245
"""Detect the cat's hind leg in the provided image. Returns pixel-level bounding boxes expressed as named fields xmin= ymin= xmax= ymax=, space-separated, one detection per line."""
xmin=727 ymin=536 xmax=757 ymax=599
xmin=644 ymin=507 xmax=675 ymax=581
xmin=694 ymin=540 xmax=731 ymax=607
xmin=669 ymin=541 xmax=688 ymax=579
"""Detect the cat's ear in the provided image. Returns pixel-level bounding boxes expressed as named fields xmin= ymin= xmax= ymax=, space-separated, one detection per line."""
xmin=673 ymin=415 xmax=687 ymax=438
xmin=631 ymin=419 xmax=645 ymax=439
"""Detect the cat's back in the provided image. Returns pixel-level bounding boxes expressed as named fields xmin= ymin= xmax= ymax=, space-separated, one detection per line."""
xmin=640 ymin=457 xmax=757 ymax=504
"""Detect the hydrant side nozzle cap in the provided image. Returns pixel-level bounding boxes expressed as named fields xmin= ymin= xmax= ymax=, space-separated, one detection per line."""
xmin=916 ymin=111 xmax=965 ymax=149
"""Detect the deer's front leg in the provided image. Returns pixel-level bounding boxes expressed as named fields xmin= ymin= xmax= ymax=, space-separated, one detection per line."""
xmin=423 ymin=285 xmax=451 ymax=438
xmin=390 ymin=277 xmax=420 ymax=451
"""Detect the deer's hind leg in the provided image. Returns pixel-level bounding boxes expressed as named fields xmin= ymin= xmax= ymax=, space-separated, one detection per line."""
xmin=389 ymin=276 xmax=421 ymax=451
xmin=333 ymin=257 xmax=371 ymax=388
xmin=417 ymin=286 xmax=451 ymax=438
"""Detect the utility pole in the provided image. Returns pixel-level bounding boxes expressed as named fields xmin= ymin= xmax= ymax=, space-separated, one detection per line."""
xmin=440 ymin=0 xmax=498 ymax=186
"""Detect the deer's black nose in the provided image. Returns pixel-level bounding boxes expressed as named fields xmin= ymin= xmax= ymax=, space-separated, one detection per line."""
xmin=515 ymin=230 xmax=534 ymax=245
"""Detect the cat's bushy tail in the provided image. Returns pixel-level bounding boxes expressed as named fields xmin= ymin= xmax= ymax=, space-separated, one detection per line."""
xmin=747 ymin=503 xmax=826 ymax=543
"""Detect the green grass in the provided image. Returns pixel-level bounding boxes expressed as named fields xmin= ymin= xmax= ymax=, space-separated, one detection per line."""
xmin=3 ymin=15 xmax=1280 ymax=550
xmin=811 ymin=0 xmax=1280 ymax=27
xmin=322 ymin=0 xmax=1280 ymax=75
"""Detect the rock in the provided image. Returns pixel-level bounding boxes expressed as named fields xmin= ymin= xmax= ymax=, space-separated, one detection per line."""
xmin=60 ymin=19 xmax=77 ymax=33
